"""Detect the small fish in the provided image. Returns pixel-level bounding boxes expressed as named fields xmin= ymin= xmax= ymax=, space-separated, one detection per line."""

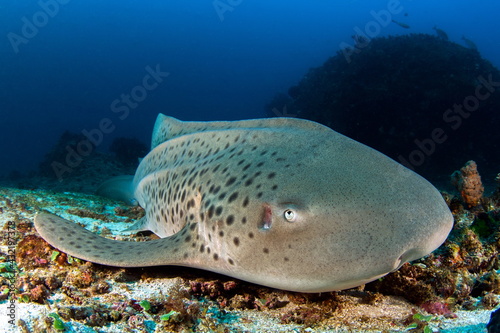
xmin=433 ymin=25 xmax=449 ymax=40
xmin=35 ymin=115 xmax=453 ymax=292
xmin=392 ymin=19 xmax=410 ymax=29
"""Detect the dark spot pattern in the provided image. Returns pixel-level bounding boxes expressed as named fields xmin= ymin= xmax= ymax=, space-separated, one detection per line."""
xmin=228 ymin=192 xmax=238 ymax=203
xmin=33 ymin=123 xmax=306 ymax=272
xmin=226 ymin=177 xmax=237 ymax=186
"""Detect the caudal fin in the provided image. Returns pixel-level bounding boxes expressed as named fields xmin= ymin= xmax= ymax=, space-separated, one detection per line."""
xmin=34 ymin=212 xmax=194 ymax=267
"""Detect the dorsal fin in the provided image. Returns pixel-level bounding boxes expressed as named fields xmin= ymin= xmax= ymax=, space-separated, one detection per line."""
xmin=150 ymin=113 xmax=331 ymax=149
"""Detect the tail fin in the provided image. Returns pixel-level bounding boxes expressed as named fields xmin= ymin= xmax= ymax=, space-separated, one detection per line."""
xmin=34 ymin=212 xmax=192 ymax=267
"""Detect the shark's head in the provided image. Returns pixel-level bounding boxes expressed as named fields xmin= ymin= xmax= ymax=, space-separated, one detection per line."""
xmin=211 ymin=131 xmax=453 ymax=292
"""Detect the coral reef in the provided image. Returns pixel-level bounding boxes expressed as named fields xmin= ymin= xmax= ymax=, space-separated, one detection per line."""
xmin=0 ymin=131 xmax=137 ymax=195
xmin=38 ymin=131 xmax=93 ymax=179
xmin=109 ymin=137 xmax=148 ymax=166
xmin=493 ymin=174 xmax=500 ymax=206
xmin=268 ymin=34 xmax=500 ymax=183
xmin=451 ymin=160 xmax=484 ymax=208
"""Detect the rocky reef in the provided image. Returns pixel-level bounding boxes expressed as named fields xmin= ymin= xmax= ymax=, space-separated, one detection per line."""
xmin=109 ymin=137 xmax=148 ymax=166
xmin=268 ymin=33 xmax=500 ymax=185
xmin=2 ymin=131 xmax=143 ymax=194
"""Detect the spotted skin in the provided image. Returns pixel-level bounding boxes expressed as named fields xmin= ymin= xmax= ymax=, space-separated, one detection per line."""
xmin=34 ymin=114 xmax=453 ymax=292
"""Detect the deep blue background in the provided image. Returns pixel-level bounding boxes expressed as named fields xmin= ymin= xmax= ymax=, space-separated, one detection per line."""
xmin=0 ymin=0 xmax=499 ymax=177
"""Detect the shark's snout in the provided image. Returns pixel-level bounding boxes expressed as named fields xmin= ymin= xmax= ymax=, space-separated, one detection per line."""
xmin=394 ymin=210 xmax=454 ymax=271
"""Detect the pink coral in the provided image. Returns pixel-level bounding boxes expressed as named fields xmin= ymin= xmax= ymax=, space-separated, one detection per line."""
xmin=420 ymin=301 xmax=457 ymax=318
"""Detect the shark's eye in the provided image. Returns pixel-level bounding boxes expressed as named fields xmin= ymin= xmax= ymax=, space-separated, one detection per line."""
xmin=283 ymin=209 xmax=296 ymax=222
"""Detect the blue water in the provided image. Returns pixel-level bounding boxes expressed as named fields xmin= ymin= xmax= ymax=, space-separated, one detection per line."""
xmin=0 ymin=0 xmax=499 ymax=178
